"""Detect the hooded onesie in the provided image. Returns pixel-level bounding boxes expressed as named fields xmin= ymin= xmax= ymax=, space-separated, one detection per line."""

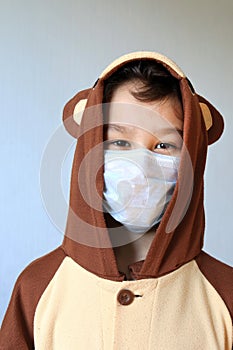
xmin=0 ymin=52 xmax=232 ymax=350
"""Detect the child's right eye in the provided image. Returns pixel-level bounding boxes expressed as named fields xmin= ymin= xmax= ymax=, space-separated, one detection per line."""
xmin=105 ymin=140 xmax=131 ymax=149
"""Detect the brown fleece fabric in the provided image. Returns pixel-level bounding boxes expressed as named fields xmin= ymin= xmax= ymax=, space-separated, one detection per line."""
xmin=62 ymin=69 xmax=208 ymax=279
xmin=196 ymin=251 xmax=233 ymax=322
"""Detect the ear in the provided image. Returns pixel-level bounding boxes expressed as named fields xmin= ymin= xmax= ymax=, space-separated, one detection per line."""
xmin=198 ymin=95 xmax=224 ymax=145
xmin=63 ymin=88 xmax=91 ymax=138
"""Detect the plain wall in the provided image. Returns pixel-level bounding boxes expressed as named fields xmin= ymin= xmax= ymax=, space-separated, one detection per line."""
xmin=0 ymin=0 xmax=232 ymax=323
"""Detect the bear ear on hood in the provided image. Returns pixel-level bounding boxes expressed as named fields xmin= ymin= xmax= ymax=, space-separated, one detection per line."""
xmin=198 ymin=94 xmax=224 ymax=145
xmin=63 ymin=88 xmax=91 ymax=138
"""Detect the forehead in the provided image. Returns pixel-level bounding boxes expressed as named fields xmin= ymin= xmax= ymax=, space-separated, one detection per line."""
xmin=105 ymin=82 xmax=183 ymax=135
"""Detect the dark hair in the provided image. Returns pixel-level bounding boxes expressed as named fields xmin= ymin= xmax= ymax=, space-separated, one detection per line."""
xmin=103 ymin=60 xmax=182 ymax=103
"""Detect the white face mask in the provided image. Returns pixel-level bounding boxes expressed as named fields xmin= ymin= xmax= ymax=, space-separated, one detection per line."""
xmin=103 ymin=148 xmax=180 ymax=234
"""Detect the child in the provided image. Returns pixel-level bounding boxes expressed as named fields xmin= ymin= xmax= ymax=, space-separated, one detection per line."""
xmin=0 ymin=51 xmax=232 ymax=349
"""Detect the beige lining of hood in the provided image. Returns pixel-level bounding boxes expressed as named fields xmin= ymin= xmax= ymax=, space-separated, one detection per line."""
xmin=99 ymin=51 xmax=186 ymax=79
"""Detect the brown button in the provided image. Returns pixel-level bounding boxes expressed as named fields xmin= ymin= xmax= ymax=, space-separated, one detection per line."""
xmin=117 ymin=289 xmax=135 ymax=305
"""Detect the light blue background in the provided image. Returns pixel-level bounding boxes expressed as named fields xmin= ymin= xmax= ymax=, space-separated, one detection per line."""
xmin=1 ymin=0 xmax=233 ymax=323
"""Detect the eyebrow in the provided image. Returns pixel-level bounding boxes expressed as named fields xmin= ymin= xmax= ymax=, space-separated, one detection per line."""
xmin=106 ymin=123 xmax=183 ymax=136
xmin=106 ymin=124 xmax=135 ymax=133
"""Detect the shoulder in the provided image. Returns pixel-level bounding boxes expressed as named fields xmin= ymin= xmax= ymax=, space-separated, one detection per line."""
xmin=17 ymin=246 xmax=66 ymax=287
xmin=8 ymin=246 xmax=67 ymax=314
xmin=195 ymin=250 xmax=233 ymax=321
xmin=0 ymin=247 xmax=67 ymax=348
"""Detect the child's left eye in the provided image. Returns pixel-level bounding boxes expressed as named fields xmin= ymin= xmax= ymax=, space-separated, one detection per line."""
xmin=154 ymin=142 xmax=181 ymax=156
xmin=156 ymin=143 xmax=174 ymax=150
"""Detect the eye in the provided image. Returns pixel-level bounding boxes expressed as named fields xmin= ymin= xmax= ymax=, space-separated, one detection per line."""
xmin=113 ymin=140 xmax=131 ymax=147
xmin=154 ymin=142 xmax=181 ymax=156
xmin=156 ymin=143 xmax=174 ymax=150
xmin=105 ymin=139 xmax=132 ymax=150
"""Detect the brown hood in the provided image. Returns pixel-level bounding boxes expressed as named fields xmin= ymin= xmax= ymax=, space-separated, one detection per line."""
xmin=61 ymin=52 xmax=224 ymax=281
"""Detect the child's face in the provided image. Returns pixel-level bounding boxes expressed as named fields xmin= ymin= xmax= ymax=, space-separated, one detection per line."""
xmin=104 ymin=82 xmax=183 ymax=157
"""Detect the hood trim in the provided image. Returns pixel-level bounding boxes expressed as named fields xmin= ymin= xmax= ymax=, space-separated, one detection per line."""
xmin=100 ymin=51 xmax=186 ymax=80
